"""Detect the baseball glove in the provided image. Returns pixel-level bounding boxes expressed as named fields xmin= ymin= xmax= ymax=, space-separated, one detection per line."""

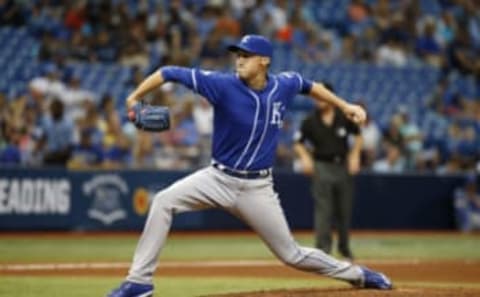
xmin=128 ymin=103 xmax=170 ymax=132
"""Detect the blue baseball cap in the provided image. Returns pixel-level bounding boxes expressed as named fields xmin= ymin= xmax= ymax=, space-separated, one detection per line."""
xmin=227 ymin=35 xmax=273 ymax=58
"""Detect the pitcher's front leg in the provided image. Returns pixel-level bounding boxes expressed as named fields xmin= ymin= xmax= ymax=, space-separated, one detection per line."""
xmin=234 ymin=184 xmax=362 ymax=282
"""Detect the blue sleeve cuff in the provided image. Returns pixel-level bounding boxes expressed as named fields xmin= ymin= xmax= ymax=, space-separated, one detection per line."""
xmin=159 ymin=66 xmax=175 ymax=82
xmin=301 ymin=79 xmax=313 ymax=94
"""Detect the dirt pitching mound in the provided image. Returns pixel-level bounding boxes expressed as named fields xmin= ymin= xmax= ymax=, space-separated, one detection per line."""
xmin=207 ymin=287 xmax=480 ymax=297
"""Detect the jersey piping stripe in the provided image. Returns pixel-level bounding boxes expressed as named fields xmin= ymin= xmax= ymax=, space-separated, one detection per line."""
xmin=191 ymin=69 xmax=198 ymax=92
xmin=294 ymin=73 xmax=303 ymax=92
xmin=233 ymin=89 xmax=260 ymax=169
xmin=244 ymin=78 xmax=278 ymax=169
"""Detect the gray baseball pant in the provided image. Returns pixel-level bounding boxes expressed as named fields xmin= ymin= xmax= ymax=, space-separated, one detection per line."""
xmin=126 ymin=166 xmax=362 ymax=284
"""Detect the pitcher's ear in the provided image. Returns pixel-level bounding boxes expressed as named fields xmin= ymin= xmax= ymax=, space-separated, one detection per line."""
xmin=261 ymin=57 xmax=271 ymax=67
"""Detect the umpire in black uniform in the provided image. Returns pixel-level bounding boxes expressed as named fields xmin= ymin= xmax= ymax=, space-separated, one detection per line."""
xmin=294 ymin=83 xmax=363 ymax=260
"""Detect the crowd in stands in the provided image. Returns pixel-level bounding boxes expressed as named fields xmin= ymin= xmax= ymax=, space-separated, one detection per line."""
xmin=0 ymin=0 xmax=479 ymax=174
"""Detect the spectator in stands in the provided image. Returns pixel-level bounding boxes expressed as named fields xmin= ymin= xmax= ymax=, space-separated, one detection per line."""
xmin=346 ymin=0 xmax=371 ymax=37
xmin=357 ymin=26 xmax=379 ymax=62
xmin=372 ymin=140 xmax=405 ymax=173
xmin=132 ymin=130 xmax=155 ymax=168
xmin=296 ymin=30 xmax=323 ymax=63
xmin=437 ymin=153 xmax=463 ymax=174
xmin=195 ymin=5 xmax=217 ymax=41
xmin=320 ymin=31 xmax=342 ymax=62
xmin=63 ymin=1 xmax=86 ymax=32
xmin=376 ymin=36 xmax=408 ymax=67
xmin=0 ymin=121 xmax=22 ymax=165
xmin=67 ymin=30 xmax=91 ymax=61
xmin=60 ymin=74 xmax=95 ymax=121
xmin=23 ymin=127 xmax=47 ymax=166
xmin=199 ymin=28 xmax=228 ymax=68
xmin=360 ymin=109 xmax=381 ymax=169
xmin=230 ymin=0 xmax=256 ymax=19
xmin=371 ymin=0 xmax=392 ymax=32
xmin=29 ymin=65 xmax=66 ymax=103
xmin=165 ymin=0 xmax=198 ymax=65
xmin=94 ymin=29 xmax=119 ymax=63
xmin=215 ymin=6 xmax=241 ymax=42
xmin=110 ymin=1 xmax=131 ymax=33
xmin=0 ymin=93 xmax=9 ymax=134
xmin=397 ymin=107 xmax=423 ymax=170
xmin=447 ymin=28 xmax=480 ymax=76
xmin=170 ymin=99 xmax=200 ymax=168
xmin=435 ymin=11 xmax=457 ymax=49
xmin=192 ymin=97 xmax=213 ymax=167
xmin=68 ymin=128 xmax=104 ymax=169
xmin=38 ymin=32 xmax=62 ymax=61
xmin=415 ymin=18 xmax=443 ymax=67
xmin=98 ymin=94 xmax=121 ymax=130
xmin=340 ymin=34 xmax=357 ymax=63
xmin=415 ymin=147 xmax=441 ymax=173
xmin=465 ymin=0 xmax=480 ymax=50
xmin=380 ymin=12 xmax=410 ymax=45
xmin=239 ymin=7 xmax=259 ymax=36
xmin=120 ymin=31 xmax=149 ymax=70
xmin=256 ymin=10 xmax=276 ymax=39
xmin=75 ymin=101 xmax=102 ymax=145
xmin=103 ymin=133 xmax=132 ymax=169
xmin=268 ymin=0 xmax=288 ymax=32
xmin=454 ymin=174 xmax=480 ymax=232
xmin=427 ymin=77 xmax=449 ymax=113
xmin=41 ymin=98 xmax=74 ymax=165
xmin=456 ymin=125 xmax=478 ymax=170
xmin=0 ymin=0 xmax=25 ymax=26
xmin=383 ymin=114 xmax=405 ymax=152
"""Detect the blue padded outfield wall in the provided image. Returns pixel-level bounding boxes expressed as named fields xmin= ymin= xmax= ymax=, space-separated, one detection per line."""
xmin=0 ymin=168 xmax=463 ymax=231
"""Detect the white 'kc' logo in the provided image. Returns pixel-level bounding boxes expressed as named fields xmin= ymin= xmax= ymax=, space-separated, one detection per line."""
xmin=270 ymin=102 xmax=284 ymax=128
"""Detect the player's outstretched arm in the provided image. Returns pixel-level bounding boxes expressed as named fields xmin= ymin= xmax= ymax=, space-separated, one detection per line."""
xmin=126 ymin=71 xmax=165 ymax=109
xmin=309 ymin=82 xmax=366 ymax=125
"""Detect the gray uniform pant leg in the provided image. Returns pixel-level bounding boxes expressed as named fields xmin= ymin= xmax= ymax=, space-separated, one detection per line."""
xmin=127 ymin=167 xmax=362 ymax=285
xmin=335 ymin=173 xmax=353 ymax=255
xmin=233 ymin=175 xmax=361 ymax=282
xmin=312 ymin=162 xmax=353 ymax=255
xmin=127 ymin=167 xmax=237 ymax=284
xmin=312 ymin=172 xmax=334 ymax=253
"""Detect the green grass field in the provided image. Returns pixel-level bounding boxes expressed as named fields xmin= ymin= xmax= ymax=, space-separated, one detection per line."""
xmin=0 ymin=232 xmax=479 ymax=296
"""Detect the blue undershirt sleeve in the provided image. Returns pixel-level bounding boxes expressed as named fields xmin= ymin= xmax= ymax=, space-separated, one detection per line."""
xmin=294 ymin=72 xmax=313 ymax=95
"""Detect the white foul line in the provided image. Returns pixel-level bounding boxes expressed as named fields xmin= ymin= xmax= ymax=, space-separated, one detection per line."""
xmin=0 ymin=260 xmax=280 ymax=272
xmin=0 ymin=259 xmax=477 ymax=272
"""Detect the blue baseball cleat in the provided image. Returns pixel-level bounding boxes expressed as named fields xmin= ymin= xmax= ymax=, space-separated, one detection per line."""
xmin=107 ymin=281 xmax=154 ymax=297
xmin=359 ymin=266 xmax=393 ymax=290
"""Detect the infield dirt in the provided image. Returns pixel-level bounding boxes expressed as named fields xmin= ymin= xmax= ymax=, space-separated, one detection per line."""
xmin=1 ymin=260 xmax=479 ymax=297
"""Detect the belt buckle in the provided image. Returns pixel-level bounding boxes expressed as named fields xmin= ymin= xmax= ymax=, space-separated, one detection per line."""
xmin=258 ymin=169 xmax=268 ymax=177
xmin=213 ymin=162 xmax=270 ymax=179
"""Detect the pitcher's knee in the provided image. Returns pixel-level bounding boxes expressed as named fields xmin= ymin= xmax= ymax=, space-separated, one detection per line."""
xmin=276 ymin=245 xmax=304 ymax=267
xmin=150 ymin=190 xmax=175 ymax=213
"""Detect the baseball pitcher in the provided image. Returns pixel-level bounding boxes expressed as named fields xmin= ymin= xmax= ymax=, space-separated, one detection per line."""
xmin=108 ymin=35 xmax=392 ymax=297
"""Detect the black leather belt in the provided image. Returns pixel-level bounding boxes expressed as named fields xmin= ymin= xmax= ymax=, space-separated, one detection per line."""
xmin=212 ymin=162 xmax=271 ymax=179
xmin=315 ymin=155 xmax=345 ymax=164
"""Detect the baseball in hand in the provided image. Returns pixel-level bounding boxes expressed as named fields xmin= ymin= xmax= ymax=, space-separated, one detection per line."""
xmin=353 ymin=114 xmax=361 ymax=123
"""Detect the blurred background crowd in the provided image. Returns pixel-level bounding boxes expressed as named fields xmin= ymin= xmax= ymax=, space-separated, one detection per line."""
xmin=0 ymin=0 xmax=479 ymax=173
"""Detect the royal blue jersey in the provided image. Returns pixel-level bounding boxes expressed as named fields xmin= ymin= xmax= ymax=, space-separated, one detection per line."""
xmin=161 ymin=66 xmax=313 ymax=170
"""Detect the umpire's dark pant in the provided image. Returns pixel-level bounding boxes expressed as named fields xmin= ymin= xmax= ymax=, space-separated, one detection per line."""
xmin=312 ymin=161 xmax=354 ymax=256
